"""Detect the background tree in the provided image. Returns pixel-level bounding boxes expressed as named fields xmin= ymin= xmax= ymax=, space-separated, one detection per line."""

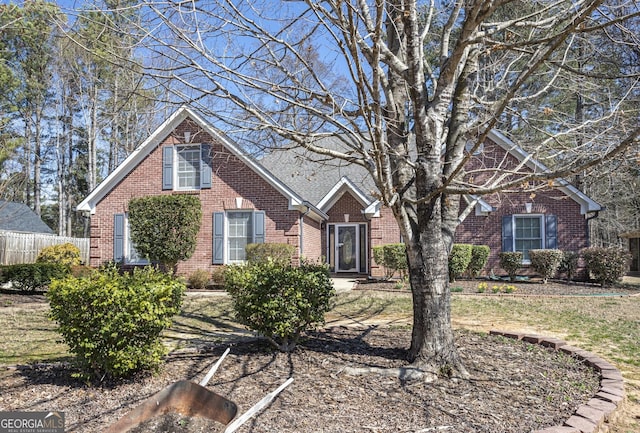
xmin=0 ymin=1 xmax=60 ymax=216
xmin=125 ymin=0 xmax=640 ymax=376
xmin=127 ymin=195 xmax=202 ymax=274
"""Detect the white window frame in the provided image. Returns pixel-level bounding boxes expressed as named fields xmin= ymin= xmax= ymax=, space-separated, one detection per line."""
xmin=511 ymin=214 xmax=545 ymax=264
xmin=226 ymin=211 xmax=255 ymax=263
xmin=125 ymin=214 xmax=150 ymax=265
xmin=175 ymin=144 xmax=201 ymax=191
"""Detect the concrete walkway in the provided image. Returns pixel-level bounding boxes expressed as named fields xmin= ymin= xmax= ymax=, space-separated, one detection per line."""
xmin=331 ymin=277 xmax=357 ymax=293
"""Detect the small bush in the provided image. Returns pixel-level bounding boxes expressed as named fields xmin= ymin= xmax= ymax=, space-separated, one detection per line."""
xmin=245 ymin=243 xmax=295 ymax=265
xmin=581 ymin=246 xmax=631 ymax=287
xmin=188 ymin=269 xmax=211 ymax=290
xmin=499 ymin=252 xmax=523 ymax=282
xmin=558 ymin=251 xmax=579 ymax=281
xmin=529 ymin=249 xmax=563 ymax=284
xmin=36 ymin=243 xmax=82 ymax=266
xmin=467 ymin=245 xmax=490 ymax=279
xmin=373 ymin=243 xmax=407 ymax=280
xmin=2 ymin=263 xmax=70 ymax=292
xmin=210 ymin=266 xmax=226 ymax=286
xmin=448 ymin=244 xmax=472 ymax=282
xmin=47 ymin=265 xmax=185 ymax=379
xmin=224 ymin=260 xmax=335 ymax=352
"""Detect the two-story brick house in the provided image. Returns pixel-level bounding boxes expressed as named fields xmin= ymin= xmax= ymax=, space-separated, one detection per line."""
xmin=77 ymin=106 xmax=602 ymax=277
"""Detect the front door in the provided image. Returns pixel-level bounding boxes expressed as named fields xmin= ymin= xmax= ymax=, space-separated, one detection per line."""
xmin=337 ymin=225 xmax=358 ymax=272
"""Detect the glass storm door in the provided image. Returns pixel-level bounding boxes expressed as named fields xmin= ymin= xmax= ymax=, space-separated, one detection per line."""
xmin=337 ymin=225 xmax=358 ymax=272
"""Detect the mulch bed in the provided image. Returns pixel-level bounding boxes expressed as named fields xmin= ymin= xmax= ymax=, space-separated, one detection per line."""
xmin=355 ymin=277 xmax=640 ymax=296
xmin=1 ymin=327 xmax=600 ymax=433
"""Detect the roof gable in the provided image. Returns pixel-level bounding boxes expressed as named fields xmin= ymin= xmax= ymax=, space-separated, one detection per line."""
xmin=77 ymin=106 xmax=326 ymax=220
xmin=486 ymin=130 xmax=602 ymax=214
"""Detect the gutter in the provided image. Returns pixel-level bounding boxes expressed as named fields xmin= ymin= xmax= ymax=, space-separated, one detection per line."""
xmin=585 ymin=209 xmax=603 ymax=247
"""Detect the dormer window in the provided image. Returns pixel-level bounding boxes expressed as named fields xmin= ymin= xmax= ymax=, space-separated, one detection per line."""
xmin=162 ymin=143 xmax=212 ymax=190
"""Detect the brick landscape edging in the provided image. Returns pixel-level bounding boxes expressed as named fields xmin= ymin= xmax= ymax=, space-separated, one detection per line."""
xmin=490 ymin=330 xmax=625 ymax=433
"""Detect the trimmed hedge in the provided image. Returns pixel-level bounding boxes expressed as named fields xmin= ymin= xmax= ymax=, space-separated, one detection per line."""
xmin=245 ymin=243 xmax=295 ymax=265
xmin=224 ymin=260 xmax=335 ymax=352
xmin=499 ymin=252 xmax=522 ymax=282
xmin=467 ymin=245 xmax=490 ymax=279
xmin=1 ymin=263 xmax=70 ymax=292
xmin=581 ymin=246 xmax=631 ymax=287
xmin=47 ymin=265 xmax=185 ymax=379
xmin=558 ymin=251 xmax=579 ymax=281
xmin=372 ymin=243 xmax=407 ymax=280
xmin=448 ymin=244 xmax=472 ymax=282
xmin=529 ymin=249 xmax=563 ymax=284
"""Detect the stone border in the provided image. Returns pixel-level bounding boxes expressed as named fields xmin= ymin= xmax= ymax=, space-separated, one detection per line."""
xmin=490 ymin=330 xmax=626 ymax=433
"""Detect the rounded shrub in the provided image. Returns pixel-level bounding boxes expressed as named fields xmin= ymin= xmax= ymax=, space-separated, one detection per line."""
xmin=47 ymin=265 xmax=185 ymax=379
xmin=188 ymin=269 xmax=211 ymax=290
xmin=499 ymin=252 xmax=523 ymax=282
xmin=529 ymin=249 xmax=563 ymax=284
xmin=467 ymin=245 xmax=490 ymax=279
xmin=558 ymin=251 xmax=579 ymax=281
xmin=373 ymin=243 xmax=407 ymax=280
xmin=224 ymin=260 xmax=335 ymax=352
xmin=448 ymin=244 xmax=473 ymax=282
xmin=36 ymin=243 xmax=82 ymax=266
xmin=581 ymin=246 xmax=631 ymax=287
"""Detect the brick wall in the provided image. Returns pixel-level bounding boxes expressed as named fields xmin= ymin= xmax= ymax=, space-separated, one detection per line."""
xmin=301 ymin=216 xmax=322 ymax=262
xmin=89 ymin=119 xmax=301 ymax=276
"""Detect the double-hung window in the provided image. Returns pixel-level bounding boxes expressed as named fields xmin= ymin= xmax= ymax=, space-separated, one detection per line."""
xmin=162 ymin=143 xmax=212 ymax=191
xmin=176 ymin=145 xmax=201 ymax=189
xmin=213 ymin=211 xmax=265 ymax=264
xmin=227 ymin=212 xmax=253 ymax=262
xmin=514 ymin=216 xmax=542 ymax=261
xmin=502 ymin=214 xmax=557 ymax=263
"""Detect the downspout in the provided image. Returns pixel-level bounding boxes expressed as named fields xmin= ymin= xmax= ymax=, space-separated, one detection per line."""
xmin=585 ymin=209 xmax=602 ymax=247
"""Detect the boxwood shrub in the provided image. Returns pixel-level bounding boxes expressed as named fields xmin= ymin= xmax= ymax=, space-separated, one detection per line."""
xmin=467 ymin=245 xmax=490 ymax=279
xmin=581 ymin=246 xmax=631 ymax=287
xmin=529 ymin=249 xmax=563 ymax=284
xmin=47 ymin=265 xmax=185 ymax=379
xmin=499 ymin=252 xmax=523 ymax=282
xmin=372 ymin=243 xmax=407 ymax=280
xmin=448 ymin=244 xmax=473 ymax=282
xmin=224 ymin=260 xmax=335 ymax=352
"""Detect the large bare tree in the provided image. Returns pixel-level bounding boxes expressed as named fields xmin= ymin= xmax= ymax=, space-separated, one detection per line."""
xmin=124 ymin=0 xmax=639 ymax=376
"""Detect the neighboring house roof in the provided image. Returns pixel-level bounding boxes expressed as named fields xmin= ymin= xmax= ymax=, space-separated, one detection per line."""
xmin=76 ymin=106 xmax=327 ymax=221
xmin=0 ymin=201 xmax=54 ymax=234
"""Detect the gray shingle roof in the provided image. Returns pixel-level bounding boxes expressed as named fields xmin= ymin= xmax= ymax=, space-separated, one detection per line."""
xmin=260 ymin=136 xmax=377 ymax=206
xmin=0 ymin=201 xmax=54 ymax=234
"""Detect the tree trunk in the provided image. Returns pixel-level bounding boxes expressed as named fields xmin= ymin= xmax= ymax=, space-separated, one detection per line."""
xmin=404 ymin=205 xmax=468 ymax=378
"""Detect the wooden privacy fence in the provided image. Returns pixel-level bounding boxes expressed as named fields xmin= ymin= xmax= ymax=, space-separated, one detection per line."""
xmin=0 ymin=231 xmax=90 ymax=265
